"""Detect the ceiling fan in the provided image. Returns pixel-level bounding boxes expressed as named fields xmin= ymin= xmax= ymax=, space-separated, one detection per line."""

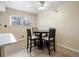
xmin=36 ymin=1 xmax=49 ymax=10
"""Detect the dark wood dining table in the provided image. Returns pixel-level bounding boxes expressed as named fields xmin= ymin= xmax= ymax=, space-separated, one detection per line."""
xmin=33 ymin=30 xmax=49 ymax=49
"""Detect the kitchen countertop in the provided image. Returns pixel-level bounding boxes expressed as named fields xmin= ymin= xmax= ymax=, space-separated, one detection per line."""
xmin=0 ymin=33 xmax=17 ymax=47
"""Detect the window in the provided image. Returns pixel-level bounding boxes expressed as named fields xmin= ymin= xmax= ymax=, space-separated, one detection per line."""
xmin=10 ymin=15 xmax=32 ymax=26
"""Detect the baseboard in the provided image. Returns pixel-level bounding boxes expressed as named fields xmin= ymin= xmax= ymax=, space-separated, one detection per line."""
xmin=56 ymin=43 xmax=79 ymax=56
xmin=56 ymin=43 xmax=79 ymax=53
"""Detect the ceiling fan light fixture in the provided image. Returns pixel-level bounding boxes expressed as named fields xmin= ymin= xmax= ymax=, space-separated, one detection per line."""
xmin=38 ymin=6 xmax=47 ymax=10
xmin=37 ymin=1 xmax=48 ymax=10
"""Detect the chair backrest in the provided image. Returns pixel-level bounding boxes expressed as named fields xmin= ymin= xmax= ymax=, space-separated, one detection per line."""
xmin=49 ymin=28 xmax=56 ymax=38
xmin=27 ymin=29 xmax=32 ymax=39
xmin=32 ymin=27 xmax=38 ymax=32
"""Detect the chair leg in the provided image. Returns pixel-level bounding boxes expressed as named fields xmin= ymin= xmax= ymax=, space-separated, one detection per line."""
xmin=42 ymin=39 xmax=43 ymax=50
xmin=30 ymin=47 xmax=31 ymax=53
xmin=34 ymin=40 xmax=37 ymax=46
xmin=54 ymin=46 xmax=56 ymax=52
xmin=27 ymin=39 xmax=29 ymax=50
xmin=48 ymin=41 xmax=51 ymax=55
xmin=38 ymin=39 xmax=40 ymax=49
xmin=49 ymin=49 xmax=50 ymax=55
xmin=53 ymin=40 xmax=56 ymax=52
xmin=30 ymin=40 xmax=32 ymax=53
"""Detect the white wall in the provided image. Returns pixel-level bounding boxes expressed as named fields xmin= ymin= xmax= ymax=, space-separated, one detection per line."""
xmin=37 ymin=2 xmax=79 ymax=51
xmin=0 ymin=8 xmax=37 ymax=56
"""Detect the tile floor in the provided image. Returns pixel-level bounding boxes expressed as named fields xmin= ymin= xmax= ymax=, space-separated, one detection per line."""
xmin=6 ymin=47 xmax=70 ymax=57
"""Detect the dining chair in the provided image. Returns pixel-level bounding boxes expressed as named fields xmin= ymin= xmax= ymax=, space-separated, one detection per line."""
xmin=43 ymin=28 xmax=56 ymax=55
xmin=27 ymin=29 xmax=39 ymax=53
xmin=32 ymin=27 xmax=39 ymax=36
xmin=32 ymin=27 xmax=38 ymax=32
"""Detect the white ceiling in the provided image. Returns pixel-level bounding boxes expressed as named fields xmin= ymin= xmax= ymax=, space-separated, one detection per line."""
xmin=0 ymin=1 xmax=66 ymax=14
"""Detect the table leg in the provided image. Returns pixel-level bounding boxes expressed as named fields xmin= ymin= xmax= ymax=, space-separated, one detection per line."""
xmin=39 ymin=33 xmax=43 ymax=50
xmin=38 ymin=38 xmax=40 ymax=49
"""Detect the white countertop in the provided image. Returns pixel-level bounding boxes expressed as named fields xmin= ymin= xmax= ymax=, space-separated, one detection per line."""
xmin=0 ymin=33 xmax=17 ymax=47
